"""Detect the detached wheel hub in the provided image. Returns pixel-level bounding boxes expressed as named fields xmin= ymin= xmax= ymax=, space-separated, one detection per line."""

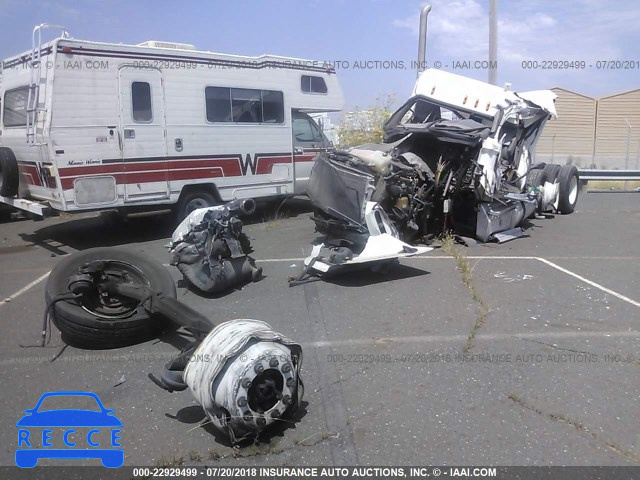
xmin=183 ymin=319 xmax=304 ymax=443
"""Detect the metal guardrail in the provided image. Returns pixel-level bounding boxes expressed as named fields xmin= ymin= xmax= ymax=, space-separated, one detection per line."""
xmin=578 ymin=169 xmax=640 ymax=181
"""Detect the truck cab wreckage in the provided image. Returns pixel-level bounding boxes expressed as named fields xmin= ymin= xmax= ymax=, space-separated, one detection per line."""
xmin=301 ymin=68 xmax=579 ymax=276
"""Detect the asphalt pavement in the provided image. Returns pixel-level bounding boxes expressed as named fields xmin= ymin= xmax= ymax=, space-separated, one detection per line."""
xmin=0 ymin=192 xmax=638 ymax=468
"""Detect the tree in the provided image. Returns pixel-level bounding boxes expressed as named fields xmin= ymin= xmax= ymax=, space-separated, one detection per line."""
xmin=336 ymin=94 xmax=396 ymax=148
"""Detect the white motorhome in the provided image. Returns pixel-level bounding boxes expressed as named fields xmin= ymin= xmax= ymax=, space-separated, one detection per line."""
xmin=0 ymin=25 xmax=343 ymax=219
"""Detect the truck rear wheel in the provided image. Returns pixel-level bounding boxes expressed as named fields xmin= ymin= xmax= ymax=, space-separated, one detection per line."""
xmin=543 ymin=164 xmax=562 ymax=211
xmin=0 ymin=147 xmax=20 ymax=197
xmin=526 ymin=168 xmax=547 ymax=217
xmin=176 ymin=190 xmax=218 ymax=222
xmin=557 ymin=164 xmax=579 ymax=214
xmin=543 ymin=163 xmax=561 ymax=182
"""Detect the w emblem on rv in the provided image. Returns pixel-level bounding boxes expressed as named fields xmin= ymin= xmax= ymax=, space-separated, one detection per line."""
xmin=239 ymin=154 xmax=258 ymax=176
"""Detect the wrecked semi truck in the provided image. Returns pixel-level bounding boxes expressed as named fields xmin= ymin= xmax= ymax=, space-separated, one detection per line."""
xmin=307 ymin=68 xmax=579 ymax=251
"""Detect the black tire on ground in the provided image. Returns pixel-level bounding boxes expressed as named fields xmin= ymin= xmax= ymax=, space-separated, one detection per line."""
xmin=525 ymin=168 xmax=548 ymax=218
xmin=526 ymin=168 xmax=548 ymax=188
xmin=0 ymin=208 xmax=14 ymax=222
xmin=45 ymin=247 xmax=177 ymax=349
xmin=542 ymin=163 xmax=562 ymax=212
xmin=0 ymin=147 xmax=20 ymax=197
xmin=543 ymin=163 xmax=561 ymax=182
xmin=557 ymin=164 xmax=579 ymax=214
xmin=176 ymin=190 xmax=218 ymax=223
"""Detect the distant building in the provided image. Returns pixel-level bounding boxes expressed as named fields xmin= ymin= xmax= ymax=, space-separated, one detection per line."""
xmin=594 ymin=89 xmax=640 ymax=169
xmin=536 ymin=87 xmax=640 ymax=169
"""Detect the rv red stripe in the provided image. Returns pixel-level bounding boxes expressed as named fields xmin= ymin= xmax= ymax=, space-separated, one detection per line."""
xmin=18 ymin=165 xmax=43 ymax=187
xmin=59 ymin=157 xmax=243 ymax=177
xmin=256 ymin=155 xmax=292 ymax=175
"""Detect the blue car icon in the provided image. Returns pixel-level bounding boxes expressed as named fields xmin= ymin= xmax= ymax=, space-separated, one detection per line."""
xmin=16 ymin=391 xmax=123 ymax=468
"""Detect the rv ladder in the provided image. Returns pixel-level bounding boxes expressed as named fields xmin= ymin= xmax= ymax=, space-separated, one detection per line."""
xmin=26 ymin=24 xmax=69 ymax=145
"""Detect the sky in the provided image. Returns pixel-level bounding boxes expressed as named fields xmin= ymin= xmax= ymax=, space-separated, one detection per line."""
xmin=1 ymin=0 xmax=639 ymax=112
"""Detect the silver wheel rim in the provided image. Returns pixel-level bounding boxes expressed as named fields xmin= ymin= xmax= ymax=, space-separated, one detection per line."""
xmin=568 ymin=175 xmax=578 ymax=205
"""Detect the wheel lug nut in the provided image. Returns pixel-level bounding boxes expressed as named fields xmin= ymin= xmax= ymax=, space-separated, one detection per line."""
xmin=254 ymin=363 xmax=264 ymax=374
xmin=270 ymin=410 xmax=280 ymax=419
xmin=257 ymin=417 xmax=266 ymax=426
xmin=282 ymin=364 xmax=291 ymax=373
xmin=286 ymin=378 xmax=296 ymax=387
xmin=282 ymin=395 xmax=291 ymax=405
xmin=237 ymin=397 xmax=247 ymax=407
xmin=269 ymin=357 xmax=279 ymax=368
xmin=242 ymin=379 xmax=252 ymax=389
xmin=243 ymin=413 xmax=253 ymax=421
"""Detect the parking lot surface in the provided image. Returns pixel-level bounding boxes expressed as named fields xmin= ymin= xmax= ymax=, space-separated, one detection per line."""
xmin=0 ymin=192 xmax=638 ymax=467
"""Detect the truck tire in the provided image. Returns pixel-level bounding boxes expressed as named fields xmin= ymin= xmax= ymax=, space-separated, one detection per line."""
xmin=526 ymin=168 xmax=547 ymax=189
xmin=543 ymin=164 xmax=562 ymax=211
xmin=45 ymin=247 xmax=177 ymax=349
xmin=557 ymin=164 xmax=579 ymax=214
xmin=543 ymin=163 xmax=561 ymax=182
xmin=526 ymin=168 xmax=547 ymax=218
xmin=176 ymin=190 xmax=218 ymax=222
xmin=0 ymin=147 xmax=20 ymax=197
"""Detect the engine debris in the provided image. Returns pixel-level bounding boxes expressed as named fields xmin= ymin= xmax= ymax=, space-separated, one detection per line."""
xmin=170 ymin=199 xmax=262 ymax=293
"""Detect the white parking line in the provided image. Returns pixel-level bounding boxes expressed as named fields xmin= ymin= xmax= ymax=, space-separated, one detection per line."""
xmin=536 ymin=257 xmax=640 ymax=308
xmin=255 ymin=254 xmax=640 ymax=308
xmin=3 ymin=254 xmax=637 ymax=312
xmin=0 ymin=271 xmax=50 ymax=307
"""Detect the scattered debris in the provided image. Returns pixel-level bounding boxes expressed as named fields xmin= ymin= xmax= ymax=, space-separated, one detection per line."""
xmin=292 ymin=153 xmax=431 ymax=282
xmin=182 ymin=319 xmax=304 ymax=444
xmin=44 ymin=247 xmax=304 ymax=445
xmin=170 ymin=199 xmax=262 ymax=294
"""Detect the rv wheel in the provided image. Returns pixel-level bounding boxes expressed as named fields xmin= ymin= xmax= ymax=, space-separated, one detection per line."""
xmin=45 ymin=247 xmax=177 ymax=349
xmin=557 ymin=164 xmax=579 ymax=214
xmin=0 ymin=147 xmax=20 ymax=197
xmin=176 ymin=190 xmax=218 ymax=222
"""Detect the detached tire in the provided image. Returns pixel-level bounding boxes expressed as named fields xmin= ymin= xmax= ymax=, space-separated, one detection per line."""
xmin=176 ymin=190 xmax=218 ymax=223
xmin=557 ymin=164 xmax=579 ymax=214
xmin=0 ymin=147 xmax=20 ymax=197
xmin=45 ymin=247 xmax=177 ymax=349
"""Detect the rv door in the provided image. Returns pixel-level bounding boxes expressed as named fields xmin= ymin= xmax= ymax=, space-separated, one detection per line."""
xmin=118 ymin=67 xmax=169 ymax=201
xmin=292 ymin=111 xmax=329 ymax=194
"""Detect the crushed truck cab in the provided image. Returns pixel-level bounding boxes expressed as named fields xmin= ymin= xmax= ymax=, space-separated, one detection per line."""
xmin=310 ymin=68 xmax=578 ymax=246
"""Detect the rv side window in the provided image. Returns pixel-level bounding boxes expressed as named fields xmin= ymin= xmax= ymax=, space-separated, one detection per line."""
xmin=3 ymin=86 xmax=29 ymax=127
xmin=231 ymin=88 xmax=262 ymax=123
xmin=206 ymin=87 xmax=283 ymax=124
xmin=131 ymin=82 xmax=152 ymax=122
xmin=301 ymin=75 xmax=328 ymax=94
xmin=205 ymin=87 xmax=232 ymax=122
xmin=261 ymin=90 xmax=284 ymax=123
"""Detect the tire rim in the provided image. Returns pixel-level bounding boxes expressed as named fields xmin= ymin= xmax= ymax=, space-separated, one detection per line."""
xmin=80 ymin=261 xmax=151 ymax=319
xmin=184 ymin=198 xmax=210 ymax=216
xmin=552 ymin=180 xmax=560 ymax=210
xmin=568 ymin=175 xmax=578 ymax=205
